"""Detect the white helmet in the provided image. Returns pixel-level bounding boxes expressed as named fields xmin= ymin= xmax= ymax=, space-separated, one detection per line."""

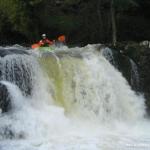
xmin=42 ymin=34 xmax=46 ymax=37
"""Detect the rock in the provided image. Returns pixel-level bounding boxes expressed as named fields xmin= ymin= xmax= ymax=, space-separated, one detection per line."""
xmin=140 ymin=41 xmax=150 ymax=48
xmin=110 ymin=42 xmax=150 ymax=114
xmin=138 ymin=48 xmax=150 ymax=113
xmin=0 ymin=83 xmax=11 ymax=113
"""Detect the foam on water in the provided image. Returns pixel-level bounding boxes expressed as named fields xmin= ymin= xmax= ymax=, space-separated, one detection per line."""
xmin=0 ymin=44 xmax=150 ymax=150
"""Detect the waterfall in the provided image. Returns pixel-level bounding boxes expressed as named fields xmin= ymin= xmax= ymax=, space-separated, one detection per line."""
xmin=0 ymin=45 xmax=149 ymax=150
xmin=39 ymin=45 xmax=145 ymax=122
xmin=0 ymin=47 xmax=37 ymax=96
xmin=0 ymin=55 xmax=33 ymax=96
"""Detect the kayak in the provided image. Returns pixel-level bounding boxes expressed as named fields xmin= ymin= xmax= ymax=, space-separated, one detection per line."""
xmin=38 ymin=46 xmax=55 ymax=52
xmin=31 ymin=35 xmax=66 ymax=51
xmin=31 ymin=43 xmax=55 ymax=51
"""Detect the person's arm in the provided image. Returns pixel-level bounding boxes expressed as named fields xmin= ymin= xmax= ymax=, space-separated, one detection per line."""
xmin=46 ymin=39 xmax=53 ymax=45
xmin=38 ymin=40 xmax=44 ymax=46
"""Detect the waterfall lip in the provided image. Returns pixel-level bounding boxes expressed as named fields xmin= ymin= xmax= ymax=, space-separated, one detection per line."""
xmin=0 ymin=48 xmax=29 ymax=57
xmin=41 ymin=49 xmax=84 ymax=59
xmin=40 ymin=44 xmax=104 ymax=59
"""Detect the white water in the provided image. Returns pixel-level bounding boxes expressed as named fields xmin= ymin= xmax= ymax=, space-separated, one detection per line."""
xmin=100 ymin=46 xmax=117 ymax=66
xmin=0 ymin=45 xmax=150 ymax=150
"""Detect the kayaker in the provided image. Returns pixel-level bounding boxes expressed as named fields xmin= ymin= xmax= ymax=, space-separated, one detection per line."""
xmin=38 ymin=34 xmax=54 ymax=47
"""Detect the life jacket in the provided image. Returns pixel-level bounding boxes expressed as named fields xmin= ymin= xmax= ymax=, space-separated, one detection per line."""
xmin=39 ymin=39 xmax=53 ymax=47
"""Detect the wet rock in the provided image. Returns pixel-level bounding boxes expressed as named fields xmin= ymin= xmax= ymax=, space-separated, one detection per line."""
xmin=110 ymin=42 xmax=150 ymax=114
xmin=102 ymin=47 xmax=137 ymax=90
xmin=0 ymin=83 xmax=11 ymax=113
xmin=138 ymin=48 xmax=150 ymax=114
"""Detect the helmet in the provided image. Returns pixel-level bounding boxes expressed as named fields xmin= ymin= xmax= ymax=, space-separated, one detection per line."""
xmin=42 ymin=34 xmax=46 ymax=38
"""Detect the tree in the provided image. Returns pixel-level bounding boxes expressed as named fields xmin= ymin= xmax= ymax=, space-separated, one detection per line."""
xmin=110 ymin=0 xmax=138 ymax=46
xmin=0 ymin=0 xmax=43 ymax=43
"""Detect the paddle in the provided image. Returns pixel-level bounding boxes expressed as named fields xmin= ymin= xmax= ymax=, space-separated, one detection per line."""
xmin=57 ymin=35 xmax=66 ymax=43
xmin=31 ymin=35 xmax=66 ymax=49
xmin=31 ymin=43 xmax=40 ymax=49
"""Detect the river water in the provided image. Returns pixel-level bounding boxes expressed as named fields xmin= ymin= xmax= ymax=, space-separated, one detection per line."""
xmin=0 ymin=44 xmax=150 ymax=150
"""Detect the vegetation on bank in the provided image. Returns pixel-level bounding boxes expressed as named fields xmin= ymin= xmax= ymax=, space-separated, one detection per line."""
xmin=0 ymin=0 xmax=150 ymax=45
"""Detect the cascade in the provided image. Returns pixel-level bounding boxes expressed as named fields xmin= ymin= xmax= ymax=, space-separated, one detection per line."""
xmin=40 ymin=45 xmax=145 ymax=121
xmin=0 ymin=45 xmax=149 ymax=150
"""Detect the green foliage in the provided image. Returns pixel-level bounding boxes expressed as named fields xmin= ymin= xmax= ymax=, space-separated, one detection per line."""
xmin=0 ymin=0 xmax=31 ymax=37
xmin=49 ymin=15 xmax=80 ymax=32
xmin=0 ymin=0 xmax=149 ymax=44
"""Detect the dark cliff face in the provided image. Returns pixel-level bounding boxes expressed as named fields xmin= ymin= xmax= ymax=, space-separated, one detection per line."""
xmin=113 ymin=52 xmax=132 ymax=85
xmin=138 ymin=48 xmax=150 ymax=113
xmin=103 ymin=47 xmax=139 ymax=92
xmin=110 ymin=43 xmax=150 ymax=113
